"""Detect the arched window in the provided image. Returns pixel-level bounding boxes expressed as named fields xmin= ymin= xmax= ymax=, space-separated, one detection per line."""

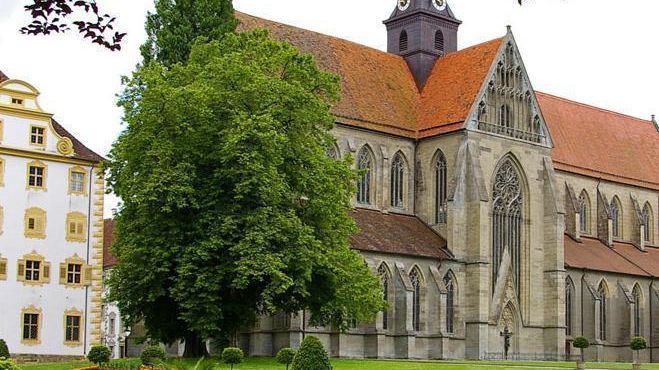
xmin=443 ymin=272 xmax=455 ymax=333
xmin=610 ymin=197 xmax=621 ymax=238
xmin=390 ymin=153 xmax=405 ymax=208
xmin=409 ymin=268 xmax=422 ymax=331
xmin=492 ymin=158 xmax=523 ymax=294
xmin=565 ymin=278 xmax=574 ymax=336
xmin=435 ymin=151 xmax=447 ymax=224
xmin=399 ymin=30 xmax=408 ymax=52
xmin=378 ymin=264 xmax=390 ymax=330
xmin=578 ymin=191 xmax=590 ymax=234
xmin=642 ymin=203 xmax=653 ymax=243
xmin=498 ymin=105 xmax=512 ymax=128
xmin=633 ymin=285 xmax=642 ymax=337
xmin=434 ymin=29 xmax=444 ymax=52
xmin=598 ymin=282 xmax=608 ymax=341
xmin=356 ymin=147 xmax=373 ymax=205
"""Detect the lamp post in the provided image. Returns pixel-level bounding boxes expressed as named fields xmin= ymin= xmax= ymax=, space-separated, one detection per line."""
xmin=123 ymin=327 xmax=131 ymax=358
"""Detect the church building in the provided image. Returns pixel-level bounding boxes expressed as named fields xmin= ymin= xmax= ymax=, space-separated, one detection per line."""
xmin=236 ymin=0 xmax=659 ymax=362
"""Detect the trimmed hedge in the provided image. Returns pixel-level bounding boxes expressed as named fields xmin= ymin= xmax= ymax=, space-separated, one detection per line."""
xmin=87 ymin=345 xmax=112 ymax=366
xmin=276 ymin=348 xmax=296 ymax=369
xmin=291 ymin=336 xmax=331 ymax=370
xmin=140 ymin=345 xmax=166 ymax=366
xmin=222 ymin=347 xmax=244 ymax=369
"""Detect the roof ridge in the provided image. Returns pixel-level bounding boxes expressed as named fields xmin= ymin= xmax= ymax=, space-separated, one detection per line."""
xmin=536 ymin=91 xmax=653 ymax=125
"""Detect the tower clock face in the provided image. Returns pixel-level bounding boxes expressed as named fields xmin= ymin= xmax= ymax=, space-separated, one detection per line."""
xmin=398 ymin=0 xmax=410 ymax=11
xmin=432 ymin=0 xmax=447 ymax=11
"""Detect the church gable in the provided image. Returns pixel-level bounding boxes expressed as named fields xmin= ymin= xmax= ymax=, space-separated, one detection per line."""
xmin=464 ymin=31 xmax=552 ymax=147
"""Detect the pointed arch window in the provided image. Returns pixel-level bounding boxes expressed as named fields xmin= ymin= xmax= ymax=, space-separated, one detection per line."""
xmin=443 ymin=273 xmax=455 ymax=333
xmin=492 ymin=159 xmax=523 ymax=294
xmin=399 ymin=30 xmax=408 ymax=52
xmin=434 ymin=29 xmax=444 ymax=52
xmin=633 ymin=285 xmax=642 ymax=337
xmin=356 ymin=147 xmax=373 ymax=205
xmin=565 ymin=278 xmax=574 ymax=336
xmin=642 ymin=203 xmax=653 ymax=243
xmin=578 ymin=191 xmax=590 ymax=234
xmin=610 ymin=197 xmax=621 ymax=238
xmin=435 ymin=151 xmax=447 ymax=224
xmin=498 ymin=105 xmax=512 ymax=128
xmin=378 ymin=265 xmax=390 ymax=330
xmin=598 ymin=282 xmax=608 ymax=341
xmin=410 ymin=268 xmax=422 ymax=331
xmin=390 ymin=153 xmax=405 ymax=208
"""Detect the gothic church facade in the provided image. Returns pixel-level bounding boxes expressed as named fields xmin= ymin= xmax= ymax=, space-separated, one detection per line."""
xmin=237 ymin=1 xmax=659 ymax=362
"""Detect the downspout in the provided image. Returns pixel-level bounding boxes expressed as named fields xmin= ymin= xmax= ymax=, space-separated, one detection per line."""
xmin=581 ymin=270 xmax=586 ymax=336
xmin=413 ymin=140 xmax=420 ymax=216
xmin=83 ymin=164 xmax=95 ymax=354
xmin=650 ymin=280 xmax=654 ymax=362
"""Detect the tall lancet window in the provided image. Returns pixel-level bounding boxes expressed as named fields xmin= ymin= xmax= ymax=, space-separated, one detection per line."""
xmin=598 ymin=282 xmax=608 ymax=341
xmin=378 ymin=265 xmax=390 ymax=330
xmin=435 ymin=151 xmax=448 ymax=224
xmin=492 ymin=159 xmax=523 ymax=294
xmin=565 ymin=278 xmax=574 ymax=336
xmin=499 ymin=105 xmax=512 ymax=128
xmin=399 ymin=30 xmax=408 ymax=52
xmin=642 ymin=203 xmax=653 ymax=243
xmin=610 ymin=197 xmax=621 ymax=238
xmin=633 ymin=285 xmax=642 ymax=337
xmin=443 ymin=273 xmax=455 ymax=334
xmin=356 ymin=147 xmax=373 ymax=205
xmin=434 ymin=29 xmax=444 ymax=52
xmin=409 ymin=268 xmax=421 ymax=331
xmin=578 ymin=191 xmax=590 ymax=234
xmin=390 ymin=153 xmax=405 ymax=208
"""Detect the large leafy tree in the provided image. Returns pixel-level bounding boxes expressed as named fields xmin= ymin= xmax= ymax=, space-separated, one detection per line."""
xmin=107 ymin=30 xmax=385 ymax=356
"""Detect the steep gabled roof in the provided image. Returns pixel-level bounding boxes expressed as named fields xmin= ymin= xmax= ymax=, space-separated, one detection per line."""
xmin=537 ymin=92 xmax=659 ymax=190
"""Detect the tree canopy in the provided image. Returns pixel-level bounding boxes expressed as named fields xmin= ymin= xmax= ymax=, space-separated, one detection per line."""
xmin=107 ymin=29 xmax=385 ymax=355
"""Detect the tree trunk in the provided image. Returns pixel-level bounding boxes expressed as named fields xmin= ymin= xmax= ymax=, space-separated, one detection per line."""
xmin=183 ymin=332 xmax=209 ymax=358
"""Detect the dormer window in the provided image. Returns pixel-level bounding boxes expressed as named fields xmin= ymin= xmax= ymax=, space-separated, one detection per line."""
xmin=30 ymin=126 xmax=46 ymax=146
xmin=12 ymin=98 xmax=24 ymax=105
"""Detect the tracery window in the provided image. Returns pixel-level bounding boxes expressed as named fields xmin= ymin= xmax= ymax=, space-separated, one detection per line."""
xmin=378 ymin=265 xmax=390 ymax=330
xmin=633 ymin=285 xmax=642 ymax=337
xmin=642 ymin=203 xmax=653 ymax=243
xmin=498 ymin=105 xmax=512 ymax=128
xmin=565 ymin=278 xmax=574 ymax=336
xmin=492 ymin=159 xmax=523 ymax=295
xmin=399 ymin=30 xmax=408 ymax=52
xmin=444 ymin=273 xmax=454 ymax=334
xmin=435 ymin=151 xmax=448 ymax=224
xmin=435 ymin=29 xmax=444 ymax=52
xmin=356 ymin=147 xmax=373 ymax=205
xmin=610 ymin=197 xmax=621 ymax=238
xmin=578 ymin=191 xmax=590 ymax=234
xmin=410 ymin=268 xmax=422 ymax=331
xmin=598 ymin=282 xmax=608 ymax=341
xmin=390 ymin=153 xmax=405 ymax=208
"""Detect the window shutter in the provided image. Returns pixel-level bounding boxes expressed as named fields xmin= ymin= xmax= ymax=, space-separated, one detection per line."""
xmin=42 ymin=262 xmax=50 ymax=283
xmin=17 ymin=260 xmax=25 ymax=281
xmin=60 ymin=263 xmax=67 ymax=284
xmin=0 ymin=260 xmax=6 ymax=279
xmin=37 ymin=217 xmax=44 ymax=234
xmin=77 ymin=222 xmax=83 ymax=235
xmin=83 ymin=265 xmax=92 ymax=286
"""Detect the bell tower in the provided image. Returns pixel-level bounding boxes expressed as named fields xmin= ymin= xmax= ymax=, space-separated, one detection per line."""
xmin=384 ymin=0 xmax=462 ymax=88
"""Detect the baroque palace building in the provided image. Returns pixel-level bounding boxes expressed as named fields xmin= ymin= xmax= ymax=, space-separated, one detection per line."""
xmin=231 ymin=0 xmax=659 ymax=362
xmin=0 ymin=72 xmax=105 ymax=359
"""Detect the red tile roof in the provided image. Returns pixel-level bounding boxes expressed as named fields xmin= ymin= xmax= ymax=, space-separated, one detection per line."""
xmin=537 ymin=92 xmax=659 ymax=190
xmin=612 ymin=243 xmax=659 ymax=277
xmin=0 ymin=70 xmax=104 ymax=163
xmin=103 ymin=219 xmax=118 ymax=269
xmin=564 ymin=235 xmax=650 ymax=277
xmin=349 ymin=208 xmax=451 ymax=259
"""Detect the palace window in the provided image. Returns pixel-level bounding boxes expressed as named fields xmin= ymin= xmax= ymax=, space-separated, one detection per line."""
xmin=27 ymin=161 xmax=47 ymax=190
xmin=30 ymin=126 xmax=46 ymax=146
xmin=610 ymin=197 xmax=621 ymax=238
xmin=356 ymin=147 xmax=373 ymax=205
xmin=399 ymin=30 xmax=408 ymax=52
xmin=25 ymin=260 xmax=41 ymax=281
xmin=642 ymin=203 xmax=653 ymax=243
xmin=12 ymin=98 xmax=24 ymax=105
xmin=435 ymin=29 xmax=444 ymax=52
xmin=17 ymin=253 xmax=50 ymax=285
xmin=444 ymin=272 xmax=455 ymax=334
xmin=435 ymin=151 xmax=447 ymax=224
xmin=60 ymin=255 xmax=91 ymax=288
xmin=390 ymin=153 xmax=405 ymax=208
xmin=578 ymin=191 xmax=590 ymax=234
xmin=24 ymin=207 xmax=46 ymax=239
xmin=410 ymin=268 xmax=422 ymax=331
xmin=22 ymin=312 xmax=39 ymax=342
xmin=492 ymin=158 xmax=523 ymax=294
xmin=633 ymin=285 xmax=642 ymax=337
xmin=598 ymin=282 xmax=608 ymax=341
xmin=68 ymin=167 xmax=87 ymax=195
xmin=65 ymin=314 xmax=82 ymax=344
xmin=66 ymin=212 xmax=87 ymax=243
xmin=565 ymin=278 xmax=574 ymax=336
xmin=67 ymin=264 xmax=82 ymax=284
xmin=378 ymin=264 xmax=390 ymax=330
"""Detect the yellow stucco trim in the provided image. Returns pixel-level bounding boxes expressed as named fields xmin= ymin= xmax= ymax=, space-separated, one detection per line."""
xmin=88 ymin=169 xmax=105 ymax=346
xmin=59 ymin=254 xmax=91 ymax=288
xmin=63 ymin=308 xmax=84 ymax=347
xmin=29 ymin=124 xmax=47 ymax=148
xmin=0 ymin=147 xmax=94 ymax=166
xmin=0 ymin=255 xmax=7 ymax=280
xmin=24 ymin=207 xmax=47 ymax=239
xmin=26 ymin=160 xmax=47 ymax=191
xmin=0 ymin=105 xmax=51 ymax=121
xmin=68 ymin=166 xmax=88 ymax=195
xmin=20 ymin=305 xmax=43 ymax=345
xmin=0 ymin=157 xmax=4 ymax=187
xmin=65 ymin=212 xmax=87 ymax=243
xmin=0 ymin=118 xmax=4 ymax=143
xmin=17 ymin=251 xmax=50 ymax=286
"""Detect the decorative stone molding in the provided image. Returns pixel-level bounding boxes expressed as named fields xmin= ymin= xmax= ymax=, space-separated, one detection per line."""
xmin=565 ymin=183 xmax=580 ymax=241
xmin=597 ymin=190 xmax=613 ymax=247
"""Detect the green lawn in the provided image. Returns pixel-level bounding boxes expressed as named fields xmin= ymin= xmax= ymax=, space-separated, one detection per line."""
xmin=19 ymin=358 xmax=659 ymax=370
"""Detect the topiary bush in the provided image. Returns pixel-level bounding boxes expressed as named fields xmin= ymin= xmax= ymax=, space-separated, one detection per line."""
xmin=631 ymin=336 xmax=647 ymax=364
xmin=140 ymin=345 xmax=166 ymax=367
xmin=87 ymin=345 xmax=111 ymax=366
xmin=291 ymin=336 xmax=331 ymax=370
xmin=221 ymin=348 xmax=244 ymax=370
xmin=0 ymin=339 xmax=9 ymax=359
xmin=276 ymin=348 xmax=296 ymax=370
xmin=573 ymin=336 xmax=590 ymax=363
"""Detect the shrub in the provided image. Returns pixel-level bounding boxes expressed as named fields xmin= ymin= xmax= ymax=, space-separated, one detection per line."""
xmin=87 ymin=345 xmax=111 ymax=366
xmin=140 ymin=345 xmax=166 ymax=367
xmin=291 ymin=336 xmax=331 ymax=370
xmin=106 ymin=358 xmax=142 ymax=369
xmin=631 ymin=336 xmax=648 ymax=351
xmin=0 ymin=339 xmax=9 ymax=359
xmin=0 ymin=358 xmax=21 ymax=370
xmin=221 ymin=347 xmax=244 ymax=369
xmin=276 ymin=348 xmax=296 ymax=370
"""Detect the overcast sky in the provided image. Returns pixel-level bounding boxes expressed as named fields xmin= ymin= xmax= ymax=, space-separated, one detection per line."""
xmin=0 ymin=0 xmax=657 ymax=216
